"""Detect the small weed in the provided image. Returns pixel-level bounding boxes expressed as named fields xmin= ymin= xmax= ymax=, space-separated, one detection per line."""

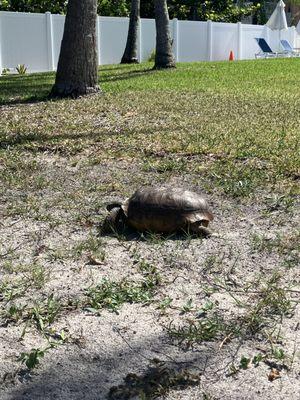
xmin=250 ymin=233 xmax=276 ymax=253
xmin=1 ymin=67 xmax=10 ymax=75
xmin=17 ymin=334 xmax=66 ymax=371
xmin=25 ymin=263 xmax=50 ymax=289
xmin=137 ymin=260 xmax=161 ymax=288
xmin=157 ymin=296 xmax=173 ymax=312
xmin=228 ymin=347 xmax=291 ymax=377
xmin=271 ymin=347 xmax=285 ymax=361
xmin=196 ymin=301 xmax=215 ymax=318
xmin=86 ymin=251 xmax=106 ymax=265
xmin=181 ymin=298 xmax=194 ymax=314
xmin=228 ymin=363 xmax=240 ymax=376
xmin=168 ymin=315 xmax=224 ymax=346
xmin=29 ymin=295 xmax=62 ymax=332
xmin=18 ymin=348 xmax=47 ymax=370
xmin=228 ymin=353 xmax=265 ymax=376
xmin=252 ymin=353 xmax=265 ymax=366
xmin=202 ymin=394 xmax=216 ymax=400
xmin=239 ymin=356 xmax=251 ymax=370
xmin=15 ymin=64 xmax=27 ymax=75
xmin=147 ymin=49 xmax=156 ymax=62
xmin=0 ymin=303 xmax=26 ymax=325
xmin=0 ymin=280 xmax=27 ymax=303
xmin=72 ymin=235 xmax=104 ymax=257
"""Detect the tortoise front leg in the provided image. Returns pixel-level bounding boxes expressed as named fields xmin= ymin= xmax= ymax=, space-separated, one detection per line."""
xmin=102 ymin=207 xmax=126 ymax=234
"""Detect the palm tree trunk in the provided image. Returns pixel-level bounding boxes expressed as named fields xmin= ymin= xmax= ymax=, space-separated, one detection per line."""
xmin=121 ymin=0 xmax=140 ymax=64
xmin=50 ymin=0 xmax=99 ymax=97
xmin=154 ymin=0 xmax=176 ymax=69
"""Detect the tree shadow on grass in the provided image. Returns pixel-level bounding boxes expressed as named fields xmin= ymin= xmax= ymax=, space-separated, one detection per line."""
xmin=0 ymin=330 xmax=226 ymax=400
xmin=99 ymin=67 xmax=154 ymax=84
xmin=99 ymin=64 xmax=151 ymax=73
xmin=0 ymin=92 xmax=51 ymax=107
xmin=0 ymin=121 xmax=165 ymax=151
xmin=0 ymin=128 xmax=128 ymax=151
xmin=0 ymin=73 xmax=54 ymax=106
xmin=0 ymin=67 xmax=154 ymax=106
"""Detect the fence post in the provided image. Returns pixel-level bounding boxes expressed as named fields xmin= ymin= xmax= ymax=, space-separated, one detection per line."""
xmin=237 ymin=22 xmax=242 ymax=60
xmin=138 ymin=18 xmax=143 ymax=62
xmin=207 ymin=20 xmax=212 ymax=61
xmin=291 ymin=25 xmax=296 ymax=47
xmin=45 ymin=12 xmax=55 ymax=71
xmin=172 ymin=18 xmax=179 ymax=62
xmin=0 ymin=12 xmax=3 ymax=74
xmin=264 ymin=25 xmax=269 ymax=46
xmin=96 ymin=16 xmax=101 ymax=65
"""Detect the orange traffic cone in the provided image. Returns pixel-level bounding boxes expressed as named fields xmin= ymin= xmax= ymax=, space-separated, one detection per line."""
xmin=229 ymin=50 xmax=234 ymax=61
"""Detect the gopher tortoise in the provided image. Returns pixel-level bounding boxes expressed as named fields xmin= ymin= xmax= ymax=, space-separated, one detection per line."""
xmin=103 ymin=187 xmax=214 ymax=237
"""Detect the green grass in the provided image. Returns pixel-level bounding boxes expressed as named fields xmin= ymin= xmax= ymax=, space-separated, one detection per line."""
xmin=0 ymin=59 xmax=299 ymax=199
xmin=1 ymin=59 xmax=300 ymax=100
xmin=85 ymin=260 xmax=161 ymax=313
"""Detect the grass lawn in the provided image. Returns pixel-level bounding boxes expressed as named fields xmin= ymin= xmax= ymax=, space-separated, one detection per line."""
xmin=1 ymin=59 xmax=299 ymax=198
xmin=0 ymin=59 xmax=299 ymax=400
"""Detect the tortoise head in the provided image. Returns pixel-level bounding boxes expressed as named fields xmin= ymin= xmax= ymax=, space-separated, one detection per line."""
xmin=106 ymin=202 xmax=122 ymax=212
xmin=101 ymin=203 xmax=126 ymax=234
xmin=188 ymin=220 xmax=212 ymax=237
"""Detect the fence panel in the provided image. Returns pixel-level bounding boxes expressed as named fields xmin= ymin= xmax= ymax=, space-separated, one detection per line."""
xmin=99 ymin=17 xmax=128 ymax=65
xmin=212 ymin=22 xmax=238 ymax=61
xmin=0 ymin=11 xmax=299 ymax=73
xmin=178 ymin=20 xmax=207 ymax=62
xmin=140 ymin=19 xmax=156 ymax=61
xmin=1 ymin=11 xmax=48 ymax=72
xmin=242 ymin=25 xmax=266 ymax=58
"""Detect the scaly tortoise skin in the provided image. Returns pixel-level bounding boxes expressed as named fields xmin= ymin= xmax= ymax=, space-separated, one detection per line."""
xmin=103 ymin=187 xmax=214 ymax=237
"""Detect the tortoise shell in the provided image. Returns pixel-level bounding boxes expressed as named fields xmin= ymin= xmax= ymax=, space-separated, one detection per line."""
xmin=121 ymin=187 xmax=213 ymax=233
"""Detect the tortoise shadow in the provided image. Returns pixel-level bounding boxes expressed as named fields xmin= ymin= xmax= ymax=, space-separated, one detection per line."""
xmin=99 ymin=225 xmax=207 ymax=242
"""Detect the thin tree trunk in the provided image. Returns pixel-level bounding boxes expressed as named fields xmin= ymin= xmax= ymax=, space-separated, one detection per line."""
xmin=154 ymin=0 xmax=176 ymax=69
xmin=121 ymin=0 xmax=140 ymax=63
xmin=50 ymin=0 xmax=99 ymax=97
xmin=189 ymin=4 xmax=199 ymax=21
xmin=290 ymin=4 xmax=300 ymax=26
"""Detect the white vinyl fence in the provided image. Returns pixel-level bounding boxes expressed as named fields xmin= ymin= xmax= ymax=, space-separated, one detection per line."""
xmin=0 ymin=11 xmax=299 ymax=73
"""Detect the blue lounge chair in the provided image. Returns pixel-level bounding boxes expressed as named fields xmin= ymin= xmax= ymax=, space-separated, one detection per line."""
xmin=280 ymin=39 xmax=300 ymax=57
xmin=255 ymin=38 xmax=288 ymax=59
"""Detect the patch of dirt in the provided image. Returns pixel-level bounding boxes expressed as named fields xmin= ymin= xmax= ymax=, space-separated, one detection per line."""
xmin=0 ymin=155 xmax=299 ymax=400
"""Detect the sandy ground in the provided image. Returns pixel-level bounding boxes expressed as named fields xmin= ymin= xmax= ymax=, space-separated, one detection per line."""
xmin=0 ymin=156 xmax=299 ymax=400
